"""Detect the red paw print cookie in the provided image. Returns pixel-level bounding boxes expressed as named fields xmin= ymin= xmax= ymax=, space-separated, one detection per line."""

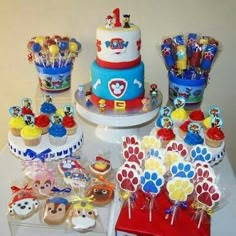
xmin=123 ymin=145 xmax=145 ymax=165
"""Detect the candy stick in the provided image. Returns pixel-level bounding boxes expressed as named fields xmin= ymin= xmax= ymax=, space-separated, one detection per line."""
xmin=128 ymin=196 xmax=131 ymax=219
xmin=58 ymin=40 xmax=69 ymax=67
xmin=171 ymin=201 xmax=177 ymax=225
xmin=31 ymin=42 xmax=45 ymax=67
xmin=65 ymin=41 xmax=78 ymax=66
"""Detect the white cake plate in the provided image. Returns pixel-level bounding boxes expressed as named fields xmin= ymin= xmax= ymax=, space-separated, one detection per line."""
xmin=75 ymin=83 xmax=163 ymax=143
xmin=8 ymin=127 xmax=84 ymax=161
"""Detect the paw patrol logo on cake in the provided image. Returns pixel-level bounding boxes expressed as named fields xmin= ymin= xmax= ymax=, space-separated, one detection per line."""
xmin=108 ymin=78 xmax=127 ymax=98
xmin=105 ymin=38 xmax=129 ymax=53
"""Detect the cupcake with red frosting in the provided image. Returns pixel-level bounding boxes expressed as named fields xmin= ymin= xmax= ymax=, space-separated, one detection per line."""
xmin=205 ymin=116 xmax=224 ymax=148
xmin=62 ymin=105 xmax=77 ymax=135
xmin=189 ymin=110 xmax=205 ymax=123
xmin=179 ymin=120 xmax=191 ymax=139
xmin=35 ymin=114 xmax=50 ymax=134
xmin=156 ymin=116 xmax=175 ymax=148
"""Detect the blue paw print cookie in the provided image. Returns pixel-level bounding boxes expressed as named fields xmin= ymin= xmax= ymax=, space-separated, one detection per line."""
xmin=191 ymin=145 xmax=212 ymax=163
xmin=170 ymin=161 xmax=195 ymax=179
xmin=140 ymin=170 xmax=164 ymax=195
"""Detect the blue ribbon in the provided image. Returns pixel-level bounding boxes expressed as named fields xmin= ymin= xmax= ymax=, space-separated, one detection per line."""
xmin=25 ymin=148 xmax=51 ymax=162
xmin=51 ymin=186 xmax=71 ymax=193
xmin=165 ymin=201 xmax=188 ymax=215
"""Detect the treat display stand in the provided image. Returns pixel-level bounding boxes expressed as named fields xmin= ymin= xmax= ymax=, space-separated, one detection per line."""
xmin=75 ymin=82 xmax=163 ymax=143
xmin=1 ymin=110 xmax=236 ymax=236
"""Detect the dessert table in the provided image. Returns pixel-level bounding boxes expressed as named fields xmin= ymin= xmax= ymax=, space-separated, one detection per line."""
xmin=0 ymin=113 xmax=236 ymax=236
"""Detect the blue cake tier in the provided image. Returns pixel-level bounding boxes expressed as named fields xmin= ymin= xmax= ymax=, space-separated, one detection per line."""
xmin=91 ymin=61 xmax=144 ymax=101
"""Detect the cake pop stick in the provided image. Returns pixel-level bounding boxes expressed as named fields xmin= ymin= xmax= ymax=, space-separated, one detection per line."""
xmin=31 ymin=42 xmax=45 ymax=67
xmin=49 ymin=44 xmax=59 ymax=68
xmin=58 ymin=40 xmax=69 ymax=67
xmin=65 ymin=41 xmax=78 ymax=66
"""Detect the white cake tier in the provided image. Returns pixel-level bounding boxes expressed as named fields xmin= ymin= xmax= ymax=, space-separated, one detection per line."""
xmin=8 ymin=127 xmax=84 ymax=161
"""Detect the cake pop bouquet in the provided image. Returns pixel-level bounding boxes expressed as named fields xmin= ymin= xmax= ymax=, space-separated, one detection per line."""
xmin=160 ymin=33 xmax=221 ymax=109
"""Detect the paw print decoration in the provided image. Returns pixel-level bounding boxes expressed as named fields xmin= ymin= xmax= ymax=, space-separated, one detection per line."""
xmin=191 ymin=145 xmax=213 ymax=164
xmin=166 ymin=141 xmax=188 ymax=159
xmin=170 ymin=161 xmax=195 ymax=179
xmin=123 ymin=144 xmax=145 ymax=166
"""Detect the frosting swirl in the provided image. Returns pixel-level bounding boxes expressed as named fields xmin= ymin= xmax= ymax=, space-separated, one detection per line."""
xmin=206 ymin=127 xmax=224 ymax=140
xmin=203 ymin=116 xmax=212 ymax=129
xmin=189 ymin=110 xmax=205 ymax=121
xmin=171 ymin=108 xmax=188 ymax=121
xmin=63 ymin=116 xmax=76 ymax=128
xmin=22 ymin=107 xmax=34 ymax=117
xmin=9 ymin=116 xmax=25 ymax=129
xmin=35 ymin=114 xmax=50 ymax=128
xmin=49 ymin=124 xmax=67 ymax=137
xmin=184 ymin=132 xmax=204 ymax=145
xmin=40 ymin=102 xmax=57 ymax=114
xmin=21 ymin=125 xmax=42 ymax=139
xmin=157 ymin=128 xmax=175 ymax=141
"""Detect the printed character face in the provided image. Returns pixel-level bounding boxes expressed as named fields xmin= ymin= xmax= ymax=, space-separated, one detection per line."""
xmin=87 ymin=184 xmax=114 ymax=204
xmin=70 ymin=207 xmax=97 ymax=231
xmin=13 ymin=106 xmax=21 ymax=116
xmin=44 ymin=198 xmax=71 ymax=224
xmin=23 ymin=99 xmax=31 ymax=108
xmin=9 ymin=198 xmax=39 ymax=218
xmin=32 ymin=179 xmax=53 ymax=197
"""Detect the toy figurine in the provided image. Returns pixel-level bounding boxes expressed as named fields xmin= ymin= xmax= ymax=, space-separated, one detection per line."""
xmin=149 ymin=83 xmax=158 ymax=107
xmin=142 ymin=97 xmax=150 ymax=112
xmin=123 ymin=14 xmax=130 ymax=28
xmin=105 ymin=15 xmax=113 ymax=29
xmin=98 ymin=99 xmax=106 ymax=112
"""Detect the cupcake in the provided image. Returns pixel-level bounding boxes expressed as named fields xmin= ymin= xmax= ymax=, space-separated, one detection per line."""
xmin=35 ymin=114 xmax=50 ymax=134
xmin=40 ymin=94 xmax=57 ymax=117
xmin=171 ymin=97 xmax=188 ymax=127
xmin=156 ymin=128 xmax=176 ymax=148
xmin=155 ymin=106 xmax=172 ymax=130
xmin=205 ymin=127 xmax=225 ymax=148
xmin=62 ymin=116 xmax=77 ymax=135
xmin=21 ymin=125 xmax=42 ymax=146
xmin=184 ymin=122 xmax=204 ymax=147
xmin=9 ymin=116 xmax=25 ymax=136
xmin=8 ymin=106 xmax=25 ymax=136
xmin=62 ymin=105 xmax=77 ymax=135
xmin=48 ymin=124 xmax=67 ymax=146
xmin=189 ymin=110 xmax=205 ymax=123
xmin=178 ymin=120 xmax=191 ymax=139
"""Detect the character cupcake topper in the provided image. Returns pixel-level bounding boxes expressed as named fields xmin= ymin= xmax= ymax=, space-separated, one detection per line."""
xmin=23 ymin=114 xmax=35 ymax=126
xmin=173 ymin=97 xmax=186 ymax=109
xmin=22 ymin=97 xmax=32 ymax=109
xmin=160 ymin=106 xmax=172 ymax=117
xmin=187 ymin=122 xmax=201 ymax=134
xmin=64 ymin=105 xmax=74 ymax=117
xmin=211 ymin=116 xmax=223 ymax=129
xmin=51 ymin=113 xmax=63 ymax=125
xmin=161 ymin=116 xmax=173 ymax=129
xmin=208 ymin=106 xmax=221 ymax=117
xmin=43 ymin=94 xmax=53 ymax=103
xmin=9 ymin=106 xmax=22 ymax=117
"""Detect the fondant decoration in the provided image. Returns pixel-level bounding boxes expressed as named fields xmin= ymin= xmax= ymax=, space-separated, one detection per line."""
xmin=166 ymin=141 xmax=188 ymax=158
xmin=8 ymin=185 xmax=39 ymax=219
xmin=114 ymin=100 xmax=126 ymax=111
xmin=91 ymin=61 xmax=144 ymax=101
xmin=43 ymin=197 xmax=71 ymax=225
xmin=69 ymin=196 xmax=97 ymax=232
xmin=89 ymin=155 xmax=111 ymax=176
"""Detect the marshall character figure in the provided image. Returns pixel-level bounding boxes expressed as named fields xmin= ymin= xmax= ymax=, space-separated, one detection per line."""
xmin=105 ymin=15 xmax=113 ymax=29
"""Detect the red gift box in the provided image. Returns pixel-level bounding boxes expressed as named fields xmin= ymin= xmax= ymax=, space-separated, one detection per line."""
xmin=115 ymin=190 xmax=210 ymax=236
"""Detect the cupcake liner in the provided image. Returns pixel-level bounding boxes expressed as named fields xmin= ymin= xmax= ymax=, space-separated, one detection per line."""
xmin=205 ymin=135 xmax=223 ymax=148
xmin=66 ymin=124 xmax=77 ymax=135
xmin=178 ymin=128 xmax=186 ymax=140
xmin=23 ymin=137 xmax=41 ymax=147
xmin=10 ymin=128 xmax=22 ymax=136
xmin=49 ymin=134 xmax=67 ymax=146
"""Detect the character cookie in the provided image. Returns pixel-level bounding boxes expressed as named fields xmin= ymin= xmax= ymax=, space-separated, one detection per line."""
xmin=43 ymin=197 xmax=71 ymax=225
xmin=87 ymin=182 xmax=114 ymax=205
xmin=69 ymin=199 xmax=97 ymax=232
xmin=8 ymin=187 xmax=39 ymax=219
xmin=89 ymin=155 xmax=111 ymax=176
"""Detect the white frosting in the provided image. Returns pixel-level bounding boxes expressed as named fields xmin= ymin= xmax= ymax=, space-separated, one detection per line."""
xmin=96 ymin=25 xmax=141 ymax=64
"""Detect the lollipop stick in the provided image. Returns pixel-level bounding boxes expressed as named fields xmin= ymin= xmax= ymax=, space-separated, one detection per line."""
xmin=65 ymin=53 xmax=72 ymax=66
xmin=149 ymin=197 xmax=154 ymax=222
xmin=197 ymin=210 xmax=204 ymax=229
xmin=128 ymin=197 xmax=131 ymax=219
xmin=171 ymin=202 xmax=178 ymax=225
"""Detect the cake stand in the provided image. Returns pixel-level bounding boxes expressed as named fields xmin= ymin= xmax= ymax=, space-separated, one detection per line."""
xmin=75 ymin=83 xmax=163 ymax=143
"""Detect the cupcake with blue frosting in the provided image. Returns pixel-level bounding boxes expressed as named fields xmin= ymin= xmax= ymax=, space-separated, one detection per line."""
xmin=48 ymin=114 xmax=67 ymax=146
xmin=184 ymin=122 xmax=204 ymax=147
xmin=40 ymin=94 xmax=57 ymax=117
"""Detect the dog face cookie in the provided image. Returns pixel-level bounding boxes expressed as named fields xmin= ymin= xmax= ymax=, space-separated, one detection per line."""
xmin=8 ymin=191 xmax=39 ymax=219
xmin=43 ymin=197 xmax=71 ymax=225
xmin=87 ymin=183 xmax=114 ymax=205
xmin=69 ymin=201 xmax=97 ymax=232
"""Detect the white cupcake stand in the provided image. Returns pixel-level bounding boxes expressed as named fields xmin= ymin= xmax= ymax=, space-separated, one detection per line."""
xmin=75 ymin=83 xmax=163 ymax=143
